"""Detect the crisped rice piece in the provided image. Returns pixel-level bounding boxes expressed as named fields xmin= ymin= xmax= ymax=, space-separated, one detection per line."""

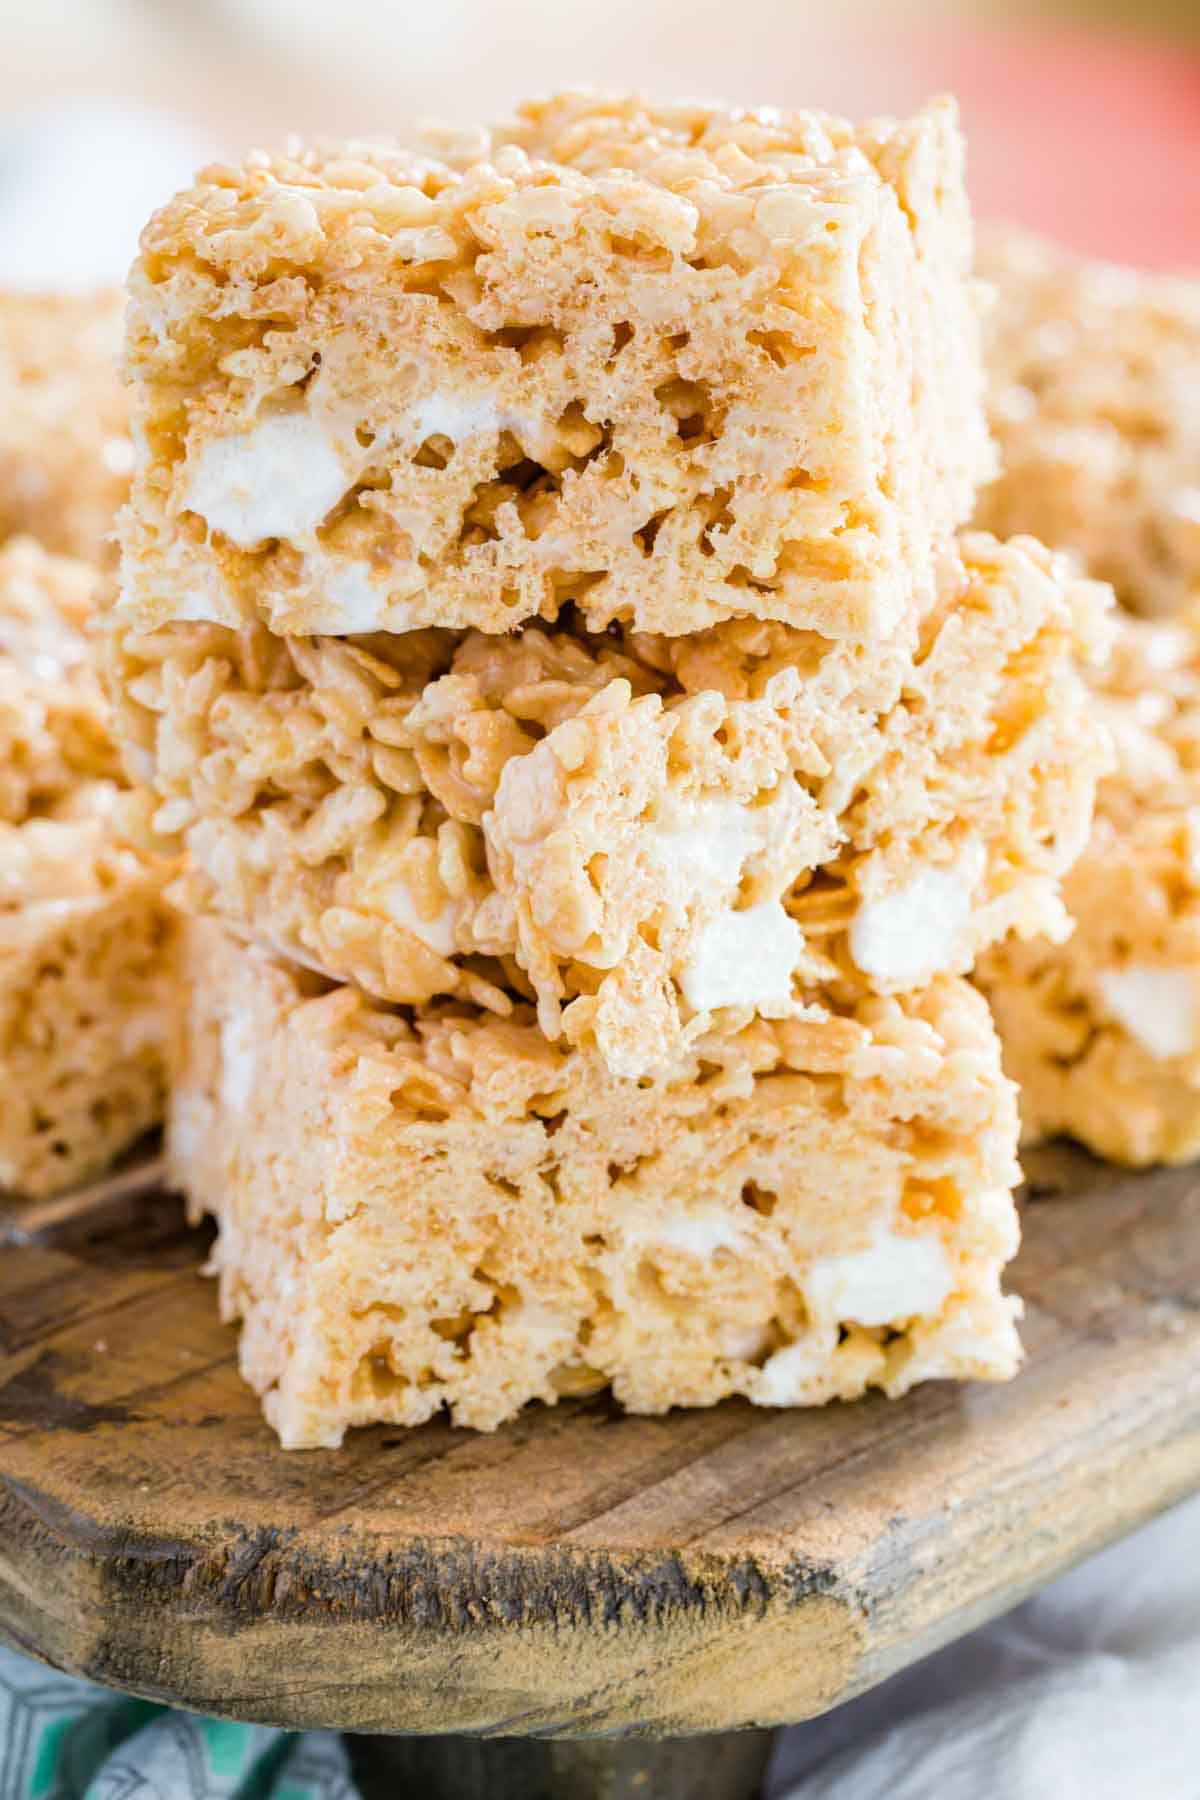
xmin=170 ymin=916 xmax=1024 ymax=1446
xmin=111 ymin=532 xmax=1111 ymax=1080
xmin=976 ymin=226 xmax=1200 ymax=618
xmin=979 ymin=611 xmax=1200 ymax=1166
xmin=119 ymin=91 xmax=989 ymax=644
xmin=0 ymin=540 xmax=121 ymax=821
xmin=0 ymin=538 xmax=175 ymax=1198
xmin=0 ymin=291 xmax=131 ymax=566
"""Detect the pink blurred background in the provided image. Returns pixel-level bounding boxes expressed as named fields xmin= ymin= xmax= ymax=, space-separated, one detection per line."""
xmin=913 ymin=20 xmax=1200 ymax=265
xmin=0 ymin=0 xmax=1196 ymax=275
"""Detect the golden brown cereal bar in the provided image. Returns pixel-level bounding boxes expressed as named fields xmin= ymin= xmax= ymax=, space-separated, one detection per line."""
xmin=111 ymin=532 xmax=1111 ymax=1079
xmin=0 ymin=291 xmax=130 ymax=566
xmin=976 ymin=226 xmax=1200 ymax=619
xmin=0 ymin=538 xmax=174 ymax=1197
xmin=169 ymin=917 xmax=1024 ymax=1445
xmin=980 ymin=611 xmax=1200 ymax=1166
xmin=119 ymin=93 xmax=989 ymax=644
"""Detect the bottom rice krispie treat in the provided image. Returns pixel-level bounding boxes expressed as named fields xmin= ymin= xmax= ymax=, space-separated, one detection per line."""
xmin=979 ymin=612 xmax=1200 ymax=1165
xmin=170 ymin=917 xmax=1024 ymax=1447
xmin=0 ymin=538 xmax=175 ymax=1198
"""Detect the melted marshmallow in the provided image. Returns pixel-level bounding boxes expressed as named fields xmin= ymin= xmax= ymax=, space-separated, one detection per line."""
xmin=804 ymin=1226 xmax=954 ymax=1328
xmin=648 ymin=791 xmax=806 ymax=1010
xmin=850 ymin=847 xmax=983 ymax=987
xmin=403 ymin=392 xmax=513 ymax=444
xmin=752 ymin=1337 xmax=828 ymax=1405
xmin=512 ymin=1300 xmax=569 ymax=1347
xmin=1098 ymin=965 xmax=1196 ymax=1060
xmin=296 ymin=555 xmax=412 ymax=634
xmin=647 ymin=794 xmax=760 ymax=902
xmin=387 ymin=884 xmax=457 ymax=957
xmin=721 ymin=1322 xmax=774 ymax=1362
xmin=185 ymin=406 xmax=361 ymax=546
xmin=220 ymin=1005 xmax=259 ymax=1115
xmin=170 ymin=569 xmax=245 ymax=626
xmin=630 ymin=1208 xmax=746 ymax=1258
xmin=679 ymin=899 xmax=804 ymax=1012
xmin=1139 ymin=622 xmax=1194 ymax=674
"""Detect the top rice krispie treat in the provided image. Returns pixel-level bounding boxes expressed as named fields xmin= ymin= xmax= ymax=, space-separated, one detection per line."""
xmin=119 ymin=91 xmax=990 ymax=644
xmin=0 ymin=291 xmax=131 ymax=565
xmin=976 ymin=227 xmax=1200 ymax=617
xmin=112 ymin=531 xmax=1111 ymax=1080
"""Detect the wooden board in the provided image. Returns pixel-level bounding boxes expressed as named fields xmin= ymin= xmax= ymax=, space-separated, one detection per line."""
xmin=1 ymin=1147 xmax=1199 ymax=1740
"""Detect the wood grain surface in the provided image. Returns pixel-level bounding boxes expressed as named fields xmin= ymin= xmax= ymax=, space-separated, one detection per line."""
xmin=0 ymin=1146 xmax=1198 ymax=1739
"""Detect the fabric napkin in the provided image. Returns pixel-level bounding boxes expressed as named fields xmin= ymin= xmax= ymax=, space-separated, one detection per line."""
xmin=0 ymin=1650 xmax=355 ymax=1800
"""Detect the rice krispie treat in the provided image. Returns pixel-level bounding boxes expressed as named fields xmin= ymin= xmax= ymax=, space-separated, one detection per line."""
xmin=0 ymin=291 xmax=131 ymax=566
xmin=112 ymin=531 xmax=1111 ymax=1080
xmin=171 ymin=916 xmax=1023 ymax=1445
xmin=0 ymin=538 xmax=174 ymax=1198
xmin=119 ymin=91 xmax=990 ymax=645
xmin=976 ymin=227 xmax=1200 ymax=618
xmin=980 ymin=613 xmax=1200 ymax=1166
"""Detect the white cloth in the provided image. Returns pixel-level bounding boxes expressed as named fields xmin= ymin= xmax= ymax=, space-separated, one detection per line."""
xmin=770 ymin=1494 xmax=1200 ymax=1799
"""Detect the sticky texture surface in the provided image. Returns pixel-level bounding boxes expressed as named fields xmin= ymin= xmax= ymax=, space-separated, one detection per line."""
xmin=980 ymin=612 xmax=1200 ymax=1166
xmin=119 ymin=92 xmax=991 ymax=643
xmin=112 ymin=532 xmax=1111 ymax=1079
xmin=167 ymin=917 xmax=1024 ymax=1445
xmin=0 ymin=538 xmax=175 ymax=1197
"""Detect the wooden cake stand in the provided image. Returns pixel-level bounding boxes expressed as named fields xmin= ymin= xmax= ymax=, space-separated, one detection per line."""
xmin=2 ymin=1146 xmax=1199 ymax=1798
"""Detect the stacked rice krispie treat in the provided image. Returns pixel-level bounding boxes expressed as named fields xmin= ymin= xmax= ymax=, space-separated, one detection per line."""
xmin=0 ymin=538 xmax=175 ymax=1198
xmin=176 ymin=916 xmax=1024 ymax=1443
xmin=977 ymin=227 xmax=1200 ymax=619
xmin=115 ymin=530 xmax=1108 ymax=1082
xmin=112 ymin=93 xmax=1113 ymax=1443
xmin=976 ymin=230 xmax=1200 ymax=1165
xmin=0 ymin=291 xmax=132 ymax=566
xmin=982 ymin=614 xmax=1200 ymax=1166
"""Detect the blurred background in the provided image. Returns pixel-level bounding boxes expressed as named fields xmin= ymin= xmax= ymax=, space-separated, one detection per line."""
xmin=0 ymin=0 xmax=1196 ymax=285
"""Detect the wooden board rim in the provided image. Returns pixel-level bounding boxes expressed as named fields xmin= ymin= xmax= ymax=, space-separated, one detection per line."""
xmin=1 ymin=1147 xmax=1199 ymax=1736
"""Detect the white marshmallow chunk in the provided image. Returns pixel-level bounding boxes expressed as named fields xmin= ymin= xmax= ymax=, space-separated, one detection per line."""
xmin=387 ymin=883 xmax=457 ymax=957
xmin=220 ymin=1005 xmax=259 ymax=1116
xmin=186 ymin=405 xmax=361 ymax=547
xmin=804 ymin=1226 xmax=954 ymax=1328
xmin=679 ymin=899 xmax=804 ymax=1012
xmin=850 ymin=851 xmax=982 ymax=987
xmin=1098 ymin=965 xmax=1196 ymax=1061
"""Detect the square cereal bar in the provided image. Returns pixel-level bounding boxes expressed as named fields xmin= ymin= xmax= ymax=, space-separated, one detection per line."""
xmin=0 ymin=538 xmax=175 ymax=1197
xmin=170 ymin=917 xmax=1023 ymax=1445
xmin=0 ymin=291 xmax=131 ymax=566
xmin=976 ymin=226 xmax=1200 ymax=618
xmin=112 ymin=532 xmax=1111 ymax=1080
xmin=980 ymin=613 xmax=1200 ymax=1166
xmin=119 ymin=92 xmax=990 ymax=644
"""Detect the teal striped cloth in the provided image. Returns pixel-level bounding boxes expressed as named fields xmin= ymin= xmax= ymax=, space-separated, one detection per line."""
xmin=0 ymin=1649 xmax=358 ymax=1800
